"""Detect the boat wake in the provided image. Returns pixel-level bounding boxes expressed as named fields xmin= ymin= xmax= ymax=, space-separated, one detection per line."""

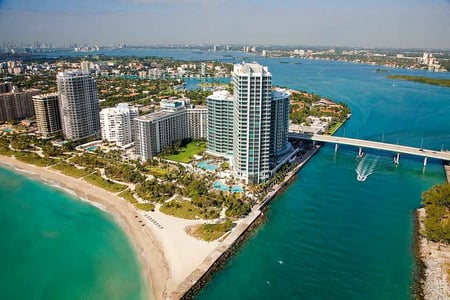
xmin=355 ymin=155 xmax=379 ymax=182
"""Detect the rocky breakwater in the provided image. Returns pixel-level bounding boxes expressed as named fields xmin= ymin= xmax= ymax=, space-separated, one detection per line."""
xmin=417 ymin=208 xmax=450 ymax=299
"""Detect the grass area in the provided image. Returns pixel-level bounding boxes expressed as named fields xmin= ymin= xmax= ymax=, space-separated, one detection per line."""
xmin=118 ymin=189 xmax=138 ymax=204
xmin=84 ymin=172 xmax=127 ymax=193
xmin=160 ymin=200 xmax=207 ymax=220
xmin=51 ymin=162 xmax=91 ymax=178
xmin=0 ymin=148 xmax=14 ymax=156
xmin=165 ymin=140 xmax=206 ymax=163
xmin=326 ymin=121 xmax=344 ymax=135
xmin=387 ymin=75 xmax=450 ymax=87
xmin=191 ymin=220 xmax=234 ymax=241
xmin=144 ymin=166 xmax=169 ymax=177
xmin=14 ymin=152 xmax=55 ymax=167
xmin=135 ymin=203 xmax=155 ymax=211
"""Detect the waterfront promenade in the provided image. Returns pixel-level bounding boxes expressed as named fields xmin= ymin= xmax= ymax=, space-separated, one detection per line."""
xmin=289 ymin=133 xmax=450 ymax=162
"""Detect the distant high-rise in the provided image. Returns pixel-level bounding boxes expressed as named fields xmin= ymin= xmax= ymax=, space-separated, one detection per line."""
xmin=232 ymin=62 xmax=272 ymax=184
xmin=32 ymin=93 xmax=62 ymax=137
xmin=0 ymin=82 xmax=12 ymax=93
xmin=100 ymin=103 xmax=138 ymax=147
xmin=206 ymin=90 xmax=234 ymax=157
xmin=0 ymin=85 xmax=36 ymax=123
xmin=57 ymin=70 xmax=100 ymax=140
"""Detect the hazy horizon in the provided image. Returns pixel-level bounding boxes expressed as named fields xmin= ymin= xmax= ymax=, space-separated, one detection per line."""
xmin=1 ymin=0 xmax=450 ymax=49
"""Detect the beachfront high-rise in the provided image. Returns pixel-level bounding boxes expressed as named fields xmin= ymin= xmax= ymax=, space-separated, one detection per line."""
xmin=32 ymin=93 xmax=62 ymax=137
xmin=270 ymin=89 xmax=291 ymax=168
xmin=100 ymin=103 xmax=139 ymax=147
xmin=0 ymin=85 xmax=36 ymax=123
xmin=57 ymin=70 xmax=100 ymax=140
xmin=206 ymin=90 xmax=234 ymax=157
xmin=232 ymin=62 xmax=273 ymax=184
xmin=134 ymin=109 xmax=188 ymax=160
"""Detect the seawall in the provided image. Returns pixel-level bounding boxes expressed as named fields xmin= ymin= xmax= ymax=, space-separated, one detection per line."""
xmin=171 ymin=145 xmax=321 ymax=299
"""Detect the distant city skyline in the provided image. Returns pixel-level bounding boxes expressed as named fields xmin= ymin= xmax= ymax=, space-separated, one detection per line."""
xmin=1 ymin=0 xmax=450 ymax=49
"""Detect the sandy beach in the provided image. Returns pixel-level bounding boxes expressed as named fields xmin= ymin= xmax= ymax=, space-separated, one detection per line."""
xmin=0 ymin=155 xmax=219 ymax=299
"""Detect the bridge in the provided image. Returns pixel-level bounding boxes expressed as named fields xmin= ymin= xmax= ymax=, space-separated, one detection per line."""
xmin=289 ymin=132 xmax=450 ymax=166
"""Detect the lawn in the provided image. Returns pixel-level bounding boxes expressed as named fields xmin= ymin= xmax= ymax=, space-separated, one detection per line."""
xmin=15 ymin=152 xmax=56 ymax=167
xmin=191 ymin=219 xmax=234 ymax=241
xmin=144 ymin=166 xmax=169 ymax=177
xmin=135 ymin=203 xmax=155 ymax=211
xmin=165 ymin=140 xmax=206 ymax=163
xmin=84 ymin=172 xmax=127 ymax=193
xmin=51 ymin=162 xmax=91 ymax=178
xmin=160 ymin=200 xmax=208 ymax=219
xmin=118 ymin=189 xmax=138 ymax=204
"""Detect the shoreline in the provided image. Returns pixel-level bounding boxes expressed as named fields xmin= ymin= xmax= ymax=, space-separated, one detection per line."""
xmin=0 ymin=155 xmax=168 ymax=300
xmin=414 ymin=162 xmax=450 ymax=299
xmin=0 ymin=144 xmax=323 ymax=299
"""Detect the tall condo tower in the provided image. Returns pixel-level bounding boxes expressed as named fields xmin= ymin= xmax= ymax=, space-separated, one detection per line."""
xmin=270 ymin=89 xmax=291 ymax=167
xmin=32 ymin=93 xmax=62 ymax=137
xmin=206 ymin=90 xmax=234 ymax=157
xmin=232 ymin=62 xmax=272 ymax=184
xmin=57 ymin=70 xmax=100 ymax=140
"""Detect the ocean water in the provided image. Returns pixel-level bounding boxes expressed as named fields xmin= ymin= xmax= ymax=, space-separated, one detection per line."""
xmin=0 ymin=167 xmax=146 ymax=299
xmin=196 ymin=59 xmax=450 ymax=299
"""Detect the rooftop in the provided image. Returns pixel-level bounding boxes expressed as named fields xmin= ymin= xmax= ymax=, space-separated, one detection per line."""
xmin=136 ymin=108 xmax=185 ymax=122
xmin=233 ymin=62 xmax=271 ymax=76
xmin=207 ymin=90 xmax=234 ymax=101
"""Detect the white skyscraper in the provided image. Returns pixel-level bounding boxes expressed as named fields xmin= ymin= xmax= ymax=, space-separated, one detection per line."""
xmin=100 ymin=103 xmax=138 ymax=147
xmin=206 ymin=90 xmax=234 ymax=157
xmin=232 ymin=62 xmax=272 ymax=184
xmin=57 ymin=70 xmax=100 ymax=140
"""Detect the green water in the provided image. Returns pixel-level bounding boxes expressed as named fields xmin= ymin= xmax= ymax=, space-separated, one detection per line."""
xmin=0 ymin=167 xmax=146 ymax=299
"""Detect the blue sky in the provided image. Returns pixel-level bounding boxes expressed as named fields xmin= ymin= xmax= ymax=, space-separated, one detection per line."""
xmin=1 ymin=0 xmax=449 ymax=48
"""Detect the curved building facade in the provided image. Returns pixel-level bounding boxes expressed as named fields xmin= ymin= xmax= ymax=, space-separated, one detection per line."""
xmin=232 ymin=62 xmax=272 ymax=184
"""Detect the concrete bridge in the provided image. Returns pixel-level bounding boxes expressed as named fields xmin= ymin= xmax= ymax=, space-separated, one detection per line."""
xmin=289 ymin=132 xmax=450 ymax=166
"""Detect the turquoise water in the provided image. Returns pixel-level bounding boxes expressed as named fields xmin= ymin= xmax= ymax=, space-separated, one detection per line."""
xmin=86 ymin=146 xmax=99 ymax=152
xmin=197 ymin=59 xmax=450 ymax=299
xmin=213 ymin=181 xmax=230 ymax=192
xmin=198 ymin=160 xmax=218 ymax=171
xmin=0 ymin=167 xmax=146 ymax=299
xmin=231 ymin=185 xmax=244 ymax=193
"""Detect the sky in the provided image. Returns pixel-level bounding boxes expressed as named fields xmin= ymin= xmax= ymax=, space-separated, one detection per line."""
xmin=0 ymin=0 xmax=450 ymax=49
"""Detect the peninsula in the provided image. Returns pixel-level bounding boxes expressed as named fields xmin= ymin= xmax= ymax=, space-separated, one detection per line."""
xmin=0 ymin=61 xmax=350 ymax=299
xmin=387 ymin=75 xmax=450 ymax=88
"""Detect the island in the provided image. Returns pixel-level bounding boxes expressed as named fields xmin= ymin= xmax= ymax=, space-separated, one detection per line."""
xmin=387 ymin=75 xmax=450 ymax=88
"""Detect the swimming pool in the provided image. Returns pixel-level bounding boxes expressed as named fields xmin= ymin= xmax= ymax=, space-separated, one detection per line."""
xmin=213 ymin=181 xmax=244 ymax=193
xmin=198 ymin=160 xmax=217 ymax=171
xmin=86 ymin=146 xmax=99 ymax=152
xmin=231 ymin=185 xmax=244 ymax=193
xmin=213 ymin=181 xmax=230 ymax=191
